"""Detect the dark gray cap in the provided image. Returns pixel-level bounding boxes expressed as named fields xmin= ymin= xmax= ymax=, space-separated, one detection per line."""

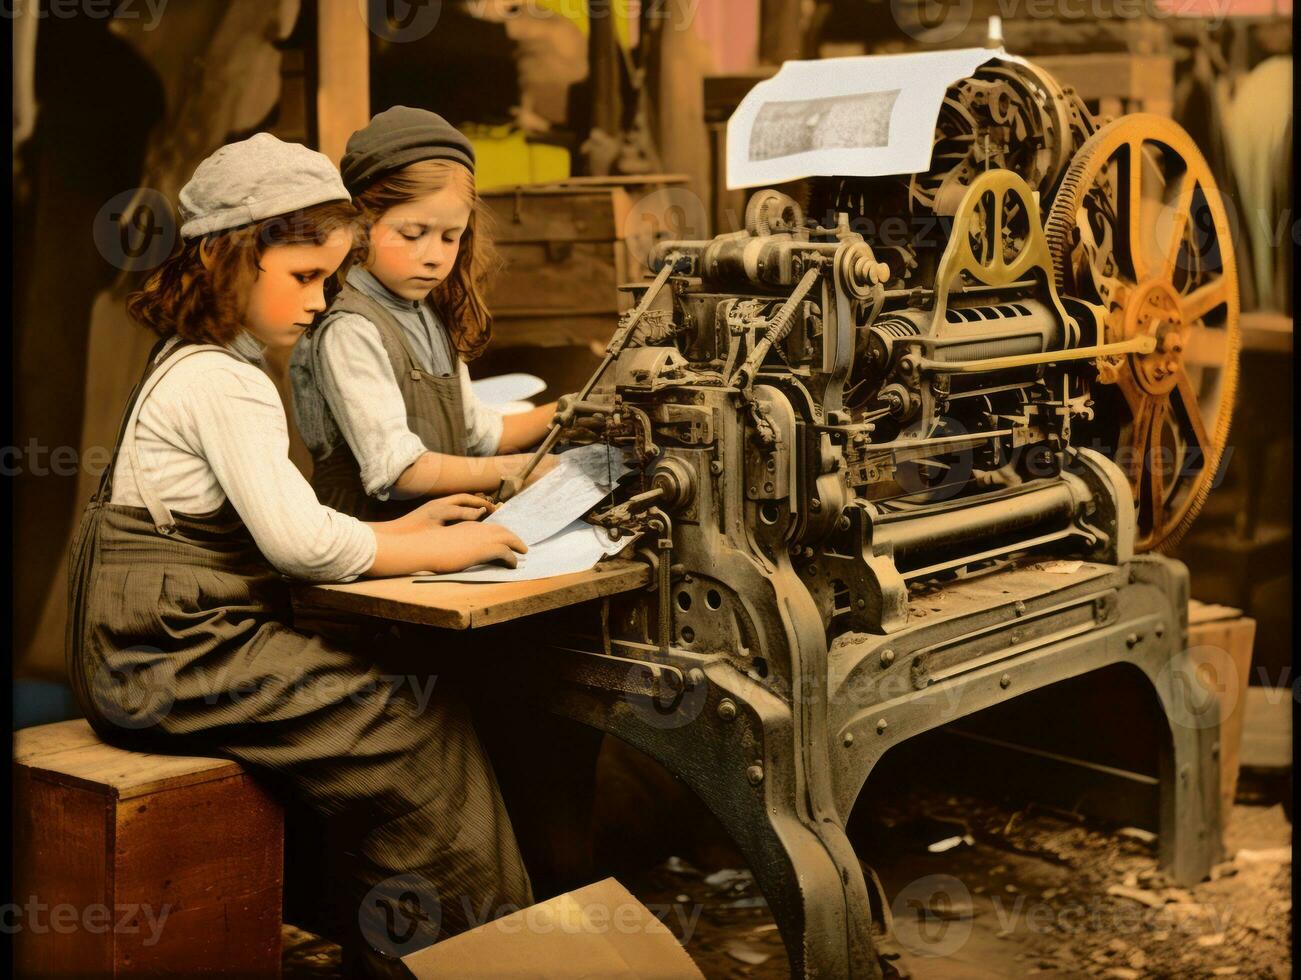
xmin=340 ymin=106 xmax=476 ymax=194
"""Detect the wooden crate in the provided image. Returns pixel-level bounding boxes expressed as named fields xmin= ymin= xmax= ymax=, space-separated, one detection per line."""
xmin=14 ymin=719 xmax=284 ymax=977
xmin=1035 ymin=53 xmax=1175 ymax=120
xmin=1188 ymin=601 xmax=1258 ymax=819
xmin=480 ymin=175 xmax=690 ymax=352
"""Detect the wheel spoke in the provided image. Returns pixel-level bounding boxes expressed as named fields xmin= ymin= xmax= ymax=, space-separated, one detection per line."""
xmin=1172 ymin=367 xmax=1212 ymax=461
xmin=1123 ymin=141 xmax=1150 ymax=282
xmin=1122 ymin=381 xmax=1156 ymax=493
xmin=1160 ymin=174 xmax=1197 ymax=281
xmin=1182 ymin=322 xmax=1230 ymax=366
xmin=1180 ymin=277 xmax=1228 ymax=322
xmin=1145 ymin=397 xmax=1169 ymax=530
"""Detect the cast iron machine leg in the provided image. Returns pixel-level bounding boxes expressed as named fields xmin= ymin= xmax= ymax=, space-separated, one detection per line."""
xmin=518 ymin=555 xmax=885 ymax=979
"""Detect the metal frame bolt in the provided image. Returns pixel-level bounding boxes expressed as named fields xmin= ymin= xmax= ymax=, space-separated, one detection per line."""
xmin=1126 ymin=632 xmax=1141 ymax=648
xmin=1000 ymin=673 xmax=1012 ymax=689
xmin=880 ymin=649 xmax=895 ymax=667
xmin=717 ymin=699 xmax=737 ymax=722
xmin=746 ymin=765 xmax=764 ymax=785
xmin=875 ymin=718 xmax=888 ymax=734
xmin=843 ymin=733 xmax=854 ymax=747
xmin=1014 ymin=601 xmax=1026 ymax=616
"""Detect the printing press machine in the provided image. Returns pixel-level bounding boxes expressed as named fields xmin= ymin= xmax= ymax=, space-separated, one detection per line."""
xmin=299 ymin=47 xmax=1240 ymax=979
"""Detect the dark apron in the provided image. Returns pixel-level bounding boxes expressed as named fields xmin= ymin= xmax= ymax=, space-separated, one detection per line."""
xmin=309 ymin=285 xmax=469 ymax=521
xmin=65 ymin=337 xmax=531 ymax=976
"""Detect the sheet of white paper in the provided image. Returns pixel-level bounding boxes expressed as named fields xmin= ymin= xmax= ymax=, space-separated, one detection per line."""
xmin=471 ymin=372 xmax=547 ymax=406
xmin=727 ymin=48 xmax=1025 ymax=189
xmin=497 ymin=400 xmax=536 ymax=417
xmin=416 ymin=521 xmax=632 ymax=583
xmin=485 ymin=443 xmax=632 ymax=546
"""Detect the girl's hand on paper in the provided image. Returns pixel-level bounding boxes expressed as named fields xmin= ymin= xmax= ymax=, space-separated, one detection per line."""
xmin=365 ymin=508 xmax=525 ymax=577
xmin=397 ymin=494 xmax=496 ymax=530
xmin=425 ymin=522 xmax=527 ymax=572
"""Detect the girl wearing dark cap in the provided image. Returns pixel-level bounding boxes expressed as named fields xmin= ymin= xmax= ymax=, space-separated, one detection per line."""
xmin=68 ymin=133 xmax=534 ymax=977
xmin=291 ymin=106 xmax=558 ymax=521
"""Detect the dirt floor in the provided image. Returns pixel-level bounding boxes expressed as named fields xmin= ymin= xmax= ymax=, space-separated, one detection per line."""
xmin=618 ymin=796 xmax=1292 ymax=980
xmin=282 ymin=779 xmax=1291 ymax=979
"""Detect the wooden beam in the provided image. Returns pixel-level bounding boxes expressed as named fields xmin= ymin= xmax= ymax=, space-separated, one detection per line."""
xmin=316 ymin=0 xmax=370 ymax=164
xmin=759 ymin=0 xmax=801 ymax=65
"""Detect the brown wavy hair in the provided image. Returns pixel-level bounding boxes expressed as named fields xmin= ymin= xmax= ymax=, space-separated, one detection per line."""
xmin=345 ymin=159 xmax=500 ymax=361
xmin=126 ymin=200 xmax=361 ymax=344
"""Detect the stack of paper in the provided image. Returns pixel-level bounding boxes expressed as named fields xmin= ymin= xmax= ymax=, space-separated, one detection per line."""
xmin=417 ymin=444 xmax=637 ymax=583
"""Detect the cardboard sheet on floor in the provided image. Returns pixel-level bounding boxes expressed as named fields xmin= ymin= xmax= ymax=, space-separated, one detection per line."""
xmin=401 ymin=878 xmax=705 ymax=979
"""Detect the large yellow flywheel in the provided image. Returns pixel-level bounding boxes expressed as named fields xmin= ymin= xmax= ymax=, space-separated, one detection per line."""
xmin=1045 ymin=114 xmax=1240 ymax=553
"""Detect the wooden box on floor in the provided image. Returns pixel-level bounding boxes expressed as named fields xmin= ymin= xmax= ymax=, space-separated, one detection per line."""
xmin=1188 ymin=601 xmax=1258 ymax=820
xmin=13 ymin=719 xmax=284 ymax=977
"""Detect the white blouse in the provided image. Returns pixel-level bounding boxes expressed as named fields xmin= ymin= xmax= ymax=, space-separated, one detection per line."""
xmin=110 ymin=334 xmax=377 ymax=583
xmin=291 ymin=266 xmax=504 ymax=500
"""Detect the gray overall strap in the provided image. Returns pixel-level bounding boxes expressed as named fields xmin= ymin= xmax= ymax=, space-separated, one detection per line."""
xmin=316 ymin=283 xmax=469 ymax=459
xmin=117 ymin=340 xmax=237 ymax=535
xmin=324 ymin=286 xmax=439 ymax=380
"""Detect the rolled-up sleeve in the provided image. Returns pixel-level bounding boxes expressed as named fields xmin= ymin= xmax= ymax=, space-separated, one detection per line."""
xmin=315 ymin=313 xmax=429 ymax=497
xmin=185 ymin=364 xmax=377 ymax=582
xmin=459 ymin=361 xmax=503 ymax=457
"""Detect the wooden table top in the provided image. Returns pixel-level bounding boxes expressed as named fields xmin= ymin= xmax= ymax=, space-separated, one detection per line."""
xmin=291 ymin=559 xmax=650 ymax=630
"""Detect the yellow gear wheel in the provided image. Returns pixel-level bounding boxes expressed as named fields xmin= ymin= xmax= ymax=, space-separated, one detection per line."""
xmin=1045 ymin=114 xmax=1240 ymax=554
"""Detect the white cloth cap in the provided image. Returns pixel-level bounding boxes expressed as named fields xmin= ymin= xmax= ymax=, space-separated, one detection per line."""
xmin=178 ymin=133 xmax=350 ymax=239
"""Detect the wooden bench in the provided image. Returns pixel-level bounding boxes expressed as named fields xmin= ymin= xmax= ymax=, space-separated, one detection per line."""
xmin=13 ymin=719 xmax=284 ymax=977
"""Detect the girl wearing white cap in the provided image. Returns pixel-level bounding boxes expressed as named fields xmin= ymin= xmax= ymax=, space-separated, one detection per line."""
xmin=291 ymin=106 xmax=557 ymax=520
xmin=67 ymin=134 xmax=533 ymax=977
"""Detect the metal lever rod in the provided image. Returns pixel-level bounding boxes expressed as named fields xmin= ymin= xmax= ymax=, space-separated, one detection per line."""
xmin=496 ymin=257 xmax=681 ymax=500
xmin=917 ymin=335 xmax=1159 ymax=375
xmin=731 ymin=266 xmax=823 ymax=389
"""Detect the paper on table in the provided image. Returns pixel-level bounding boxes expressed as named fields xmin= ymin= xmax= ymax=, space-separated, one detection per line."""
xmin=415 ymin=520 xmax=631 ymax=583
xmin=485 ymin=443 xmax=633 ymax=546
xmin=726 ymin=48 xmax=1025 ymax=189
